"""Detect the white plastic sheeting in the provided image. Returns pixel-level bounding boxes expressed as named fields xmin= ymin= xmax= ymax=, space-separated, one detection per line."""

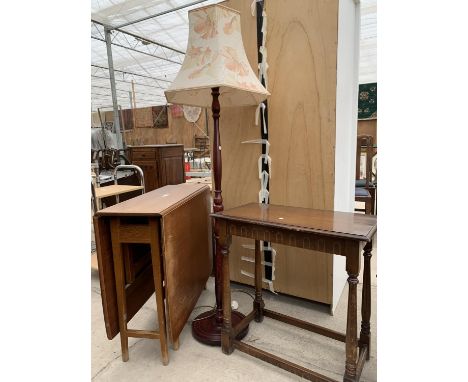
xmin=359 ymin=0 xmax=376 ymax=84
xmin=91 ymin=0 xmax=376 ymax=111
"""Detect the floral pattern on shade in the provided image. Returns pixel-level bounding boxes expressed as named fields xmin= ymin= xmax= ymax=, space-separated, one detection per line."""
xmin=223 ymin=15 xmax=240 ymax=35
xmin=165 ymin=4 xmax=269 ymax=107
xmin=188 ymin=62 xmax=212 ymax=79
xmin=221 ymin=46 xmax=249 ymax=76
xmin=194 ymin=11 xmax=218 ymax=39
xmin=186 ymin=45 xmax=213 ymax=68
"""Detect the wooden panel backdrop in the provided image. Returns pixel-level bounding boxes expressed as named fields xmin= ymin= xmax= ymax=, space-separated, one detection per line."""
xmin=123 ymin=107 xmax=207 ymax=148
xmin=91 ymin=107 xmax=206 ymax=147
xmin=265 ymin=0 xmax=339 ymax=303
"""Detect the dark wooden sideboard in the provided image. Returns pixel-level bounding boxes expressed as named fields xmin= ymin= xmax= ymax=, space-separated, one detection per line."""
xmin=128 ymin=145 xmax=185 ymax=192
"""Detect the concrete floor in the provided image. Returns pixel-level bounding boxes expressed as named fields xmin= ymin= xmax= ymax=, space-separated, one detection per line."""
xmin=91 ymin=241 xmax=377 ymax=382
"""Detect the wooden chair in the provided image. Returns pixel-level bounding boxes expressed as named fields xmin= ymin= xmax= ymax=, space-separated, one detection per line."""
xmin=114 ymin=165 xmax=145 ymax=188
xmin=355 ymin=187 xmax=373 ymax=214
xmin=355 ymin=135 xmax=376 ymax=214
xmin=92 ymin=165 xmax=145 ymax=212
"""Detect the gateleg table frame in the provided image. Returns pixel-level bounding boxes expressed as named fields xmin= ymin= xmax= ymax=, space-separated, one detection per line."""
xmin=94 ymin=183 xmax=211 ymax=366
xmin=212 ymin=203 xmax=376 ymax=382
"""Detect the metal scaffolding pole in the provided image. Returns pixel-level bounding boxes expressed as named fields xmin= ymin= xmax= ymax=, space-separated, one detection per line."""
xmin=104 ymin=26 xmax=124 ymax=150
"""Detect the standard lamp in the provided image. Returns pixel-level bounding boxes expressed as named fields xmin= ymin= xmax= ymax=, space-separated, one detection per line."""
xmin=165 ymin=3 xmax=269 ymax=345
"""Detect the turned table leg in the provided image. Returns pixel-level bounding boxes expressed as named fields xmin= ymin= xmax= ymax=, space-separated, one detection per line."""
xmin=110 ymin=218 xmax=129 ymax=362
xmin=344 ymin=252 xmax=360 ymax=382
xmin=254 ymin=240 xmax=265 ymax=322
xmin=359 ymin=241 xmax=372 ymax=360
xmin=149 ymin=218 xmax=169 ymax=366
xmin=221 ymin=229 xmax=233 ymax=354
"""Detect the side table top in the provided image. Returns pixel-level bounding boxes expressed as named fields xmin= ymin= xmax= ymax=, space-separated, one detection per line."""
xmin=212 ymin=203 xmax=377 ymax=242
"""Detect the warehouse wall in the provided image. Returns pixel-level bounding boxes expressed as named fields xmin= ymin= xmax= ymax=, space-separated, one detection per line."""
xmin=124 ymin=110 xmax=207 ymax=147
xmin=91 ymin=107 xmax=208 ymax=148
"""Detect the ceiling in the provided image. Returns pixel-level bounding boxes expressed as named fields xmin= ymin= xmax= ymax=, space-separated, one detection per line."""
xmin=359 ymin=0 xmax=377 ymax=85
xmin=91 ymin=0 xmax=377 ymax=111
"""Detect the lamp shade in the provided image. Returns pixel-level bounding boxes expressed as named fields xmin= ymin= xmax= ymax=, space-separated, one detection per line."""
xmin=165 ymin=4 xmax=269 ymax=108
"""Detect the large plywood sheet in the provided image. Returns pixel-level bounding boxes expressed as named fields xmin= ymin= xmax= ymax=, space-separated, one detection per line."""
xmin=267 ymin=0 xmax=337 ymax=208
xmin=263 ymin=0 xmax=339 ymax=304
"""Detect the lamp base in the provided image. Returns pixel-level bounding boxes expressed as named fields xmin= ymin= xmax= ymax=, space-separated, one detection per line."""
xmin=192 ymin=310 xmax=249 ymax=346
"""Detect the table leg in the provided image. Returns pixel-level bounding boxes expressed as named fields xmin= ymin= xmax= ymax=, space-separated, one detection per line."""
xmin=254 ymin=240 xmax=265 ymax=323
xmin=362 ymin=195 xmax=372 ymax=215
xmin=149 ymin=218 xmax=169 ymax=366
xmin=359 ymin=241 xmax=372 ymax=360
xmin=221 ymin=231 xmax=233 ymax=355
xmin=344 ymin=253 xmax=360 ymax=382
xmin=369 ymin=188 xmax=376 ymax=215
xmin=110 ymin=218 xmax=129 ymax=362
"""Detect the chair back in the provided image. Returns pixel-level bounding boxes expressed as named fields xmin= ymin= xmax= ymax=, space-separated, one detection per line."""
xmin=113 ymin=165 xmax=145 ymax=193
xmin=194 ymin=135 xmax=210 ymax=159
xmin=356 ymin=135 xmax=374 ymax=188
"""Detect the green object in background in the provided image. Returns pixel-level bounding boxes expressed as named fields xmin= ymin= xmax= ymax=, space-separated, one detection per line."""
xmin=358 ymin=82 xmax=377 ymax=119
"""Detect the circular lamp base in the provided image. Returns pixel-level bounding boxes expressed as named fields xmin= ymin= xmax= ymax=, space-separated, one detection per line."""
xmin=192 ymin=310 xmax=249 ymax=346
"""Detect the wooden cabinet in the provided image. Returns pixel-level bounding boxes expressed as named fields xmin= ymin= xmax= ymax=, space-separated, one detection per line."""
xmin=128 ymin=145 xmax=185 ymax=192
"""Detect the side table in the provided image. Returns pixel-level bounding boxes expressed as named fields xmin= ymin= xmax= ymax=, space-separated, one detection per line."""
xmin=213 ymin=203 xmax=377 ymax=382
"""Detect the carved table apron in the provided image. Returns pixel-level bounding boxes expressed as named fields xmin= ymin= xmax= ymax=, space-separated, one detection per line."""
xmin=212 ymin=203 xmax=376 ymax=382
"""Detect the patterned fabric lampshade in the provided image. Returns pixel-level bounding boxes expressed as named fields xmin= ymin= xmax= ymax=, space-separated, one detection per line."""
xmin=165 ymin=4 xmax=269 ymax=107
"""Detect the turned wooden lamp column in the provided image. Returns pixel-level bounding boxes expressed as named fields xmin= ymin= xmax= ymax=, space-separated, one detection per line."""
xmin=188 ymin=86 xmax=250 ymax=345
xmin=164 ymin=4 xmax=269 ymax=345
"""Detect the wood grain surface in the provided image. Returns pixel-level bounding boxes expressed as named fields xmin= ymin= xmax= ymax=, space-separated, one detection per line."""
xmin=260 ymin=0 xmax=339 ymax=303
xmin=162 ymin=187 xmax=212 ymax=344
xmin=96 ymin=183 xmax=209 ymax=217
xmin=214 ymin=203 xmax=377 ymax=242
